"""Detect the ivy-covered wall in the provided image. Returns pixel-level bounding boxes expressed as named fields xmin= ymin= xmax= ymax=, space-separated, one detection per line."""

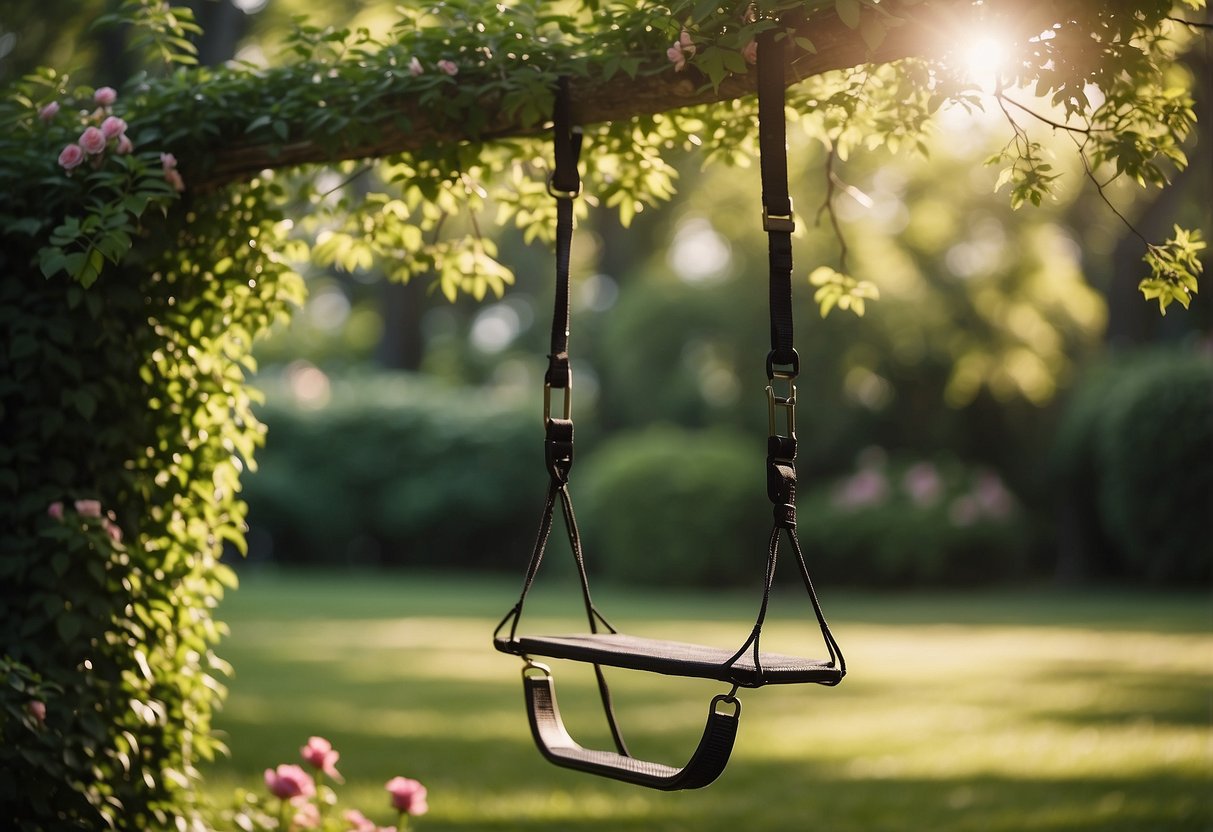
xmin=0 ymin=83 xmax=301 ymax=825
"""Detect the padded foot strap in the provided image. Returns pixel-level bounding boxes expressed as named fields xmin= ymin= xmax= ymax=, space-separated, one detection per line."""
xmin=522 ymin=664 xmax=739 ymax=791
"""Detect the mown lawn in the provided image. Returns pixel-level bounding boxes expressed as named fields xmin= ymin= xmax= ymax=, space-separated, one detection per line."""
xmin=202 ymin=570 xmax=1212 ymax=831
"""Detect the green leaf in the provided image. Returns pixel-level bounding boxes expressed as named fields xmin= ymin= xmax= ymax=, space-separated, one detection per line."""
xmin=835 ymin=0 xmax=861 ymax=29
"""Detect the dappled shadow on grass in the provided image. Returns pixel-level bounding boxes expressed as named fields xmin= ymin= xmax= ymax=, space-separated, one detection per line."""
xmin=1024 ymin=663 xmax=1212 ymax=728
xmin=206 ymin=574 xmax=1212 ymax=832
xmin=415 ymin=767 xmax=1211 ymax=832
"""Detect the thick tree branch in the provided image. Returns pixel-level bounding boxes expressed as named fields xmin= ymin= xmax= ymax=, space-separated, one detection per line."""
xmin=193 ymin=0 xmax=1060 ymax=191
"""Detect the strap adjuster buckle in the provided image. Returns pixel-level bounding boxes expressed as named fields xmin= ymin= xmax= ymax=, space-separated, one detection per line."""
xmin=766 ymin=372 xmax=796 ymax=439
xmin=762 ymin=201 xmax=795 ymax=233
xmin=546 ymin=173 xmax=581 ymax=200
xmin=543 ymin=381 xmax=572 ymax=423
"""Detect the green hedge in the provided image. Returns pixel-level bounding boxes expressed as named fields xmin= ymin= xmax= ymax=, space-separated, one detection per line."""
xmin=1052 ymin=347 xmax=1213 ymax=584
xmin=574 ymin=427 xmax=769 ymax=587
xmin=242 ymin=376 xmax=545 ymax=569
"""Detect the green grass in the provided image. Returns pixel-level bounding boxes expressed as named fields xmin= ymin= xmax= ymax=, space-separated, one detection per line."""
xmin=203 ymin=570 xmax=1212 ymax=831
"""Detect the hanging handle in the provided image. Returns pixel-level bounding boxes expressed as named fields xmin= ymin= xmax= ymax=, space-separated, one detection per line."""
xmin=521 ymin=664 xmax=740 ymax=791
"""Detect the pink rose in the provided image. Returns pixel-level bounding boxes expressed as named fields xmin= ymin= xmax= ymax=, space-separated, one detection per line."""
xmin=58 ymin=144 xmax=85 ymax=171
xmin=293 ymin=801 xmax=321 ymax=829
xmin=47 ymin=502 xmax=65 ymax=521
xmin=408 ymin=56 xmax=423 ymax=76
xmin=39 ymin=101 xmax=60 ymax=121
xmin=300 ymin=736 xmax=342 ymax=780
xmin=436 ymin=59 xmax=458 ymax=76
xmin=742 ymin=40 xmax=758 ymax=65
xmin=164 ymin=168 xmax=186 ymax=193
xmin=264 ymin=764 xmax=315 ymax=800
xmin=101 ymin=116 xmax=127 ymax=140
xmin=668 ymin=28 xmax=696 ymax=72
xmin=343 ymin=809 xmax=377 ymax=832
xmin=385 ymin=777 xmax=427 ymax=816
xmin=79 ymin=127 xmax=107 ymax=156
xmin=74 ymin=499 xmax=102 ymax=518
xmin=115 ymin=134 xmax=134 ymax=155
xmin=28 ymin=700 xmax=47 ymax=723
xmin=102 ymin=519 xmax=123 ymax=544
xmin=94 ymin=87 xmax=117 ymax=106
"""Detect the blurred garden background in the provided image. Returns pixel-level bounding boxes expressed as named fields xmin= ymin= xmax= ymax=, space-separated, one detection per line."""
xmin=3 ymin=1 xmax=1211 ymax=830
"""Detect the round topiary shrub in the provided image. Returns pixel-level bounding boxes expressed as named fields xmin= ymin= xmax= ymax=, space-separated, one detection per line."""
xmin=574 ymin=426 xmax=769 ymax=587
xmin=1093 ymin=353 xmax=1213 ymax=584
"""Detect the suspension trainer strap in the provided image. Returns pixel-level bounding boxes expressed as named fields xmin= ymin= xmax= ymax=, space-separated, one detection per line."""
xmin=546 ymin=75 xmax=582 ymax=393
xmin=757 ymin=28 xmax=797 ymax=377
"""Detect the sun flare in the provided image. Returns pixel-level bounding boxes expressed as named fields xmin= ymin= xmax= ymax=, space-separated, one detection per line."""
xmin=958 ymin=33 xmax=1011 ymax=86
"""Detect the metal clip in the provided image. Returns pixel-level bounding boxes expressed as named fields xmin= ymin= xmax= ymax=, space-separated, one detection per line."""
xmin=762 ymin=199 xmax=795 ymax=233
xmin=766 ymin=371 xmax=796 ymax=439
xmin=543 ymin=381 xmax=572 ymax=423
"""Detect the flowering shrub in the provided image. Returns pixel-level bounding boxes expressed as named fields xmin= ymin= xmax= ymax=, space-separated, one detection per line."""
xmin=1 ymin=58 xmax=303 ymax=828
xmin=208 ymin=737 xmax=428 ymax=832
xmin=798 ymin=449 xmax=1031 ymax=586
xmin=10 ymin=79 xmax=184 ymax=289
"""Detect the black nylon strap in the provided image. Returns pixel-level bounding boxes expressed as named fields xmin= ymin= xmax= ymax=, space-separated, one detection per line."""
xmin=757 ymin=28 xmax=797 ymax=375
xmin=546 ymin=76 xmax=582 ymax=390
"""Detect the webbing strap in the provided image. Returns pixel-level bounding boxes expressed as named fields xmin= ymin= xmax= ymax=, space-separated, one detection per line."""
xmin=757 ymin=28 xmax=797 ymax=375
xmin=546 ymin=76 xmax=582 ymax=390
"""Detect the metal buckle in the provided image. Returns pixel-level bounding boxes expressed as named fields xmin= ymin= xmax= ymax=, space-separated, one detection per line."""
xmin=766 ymin=371 xmax=796 ymax=439
xmin=546 ymin=173 xmax=581 ymax=200
xmin=543 ymin=381 xmax=572 ymax=423
xmin=762 ymin=200 xmax=795 ymax=233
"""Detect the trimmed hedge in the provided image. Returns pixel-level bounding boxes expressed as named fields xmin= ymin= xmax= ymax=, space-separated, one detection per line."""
xmin=1051 ymin=347 xmax=1213 ymax=584
xmin=242 ymin=375 xmax=545 ymax=570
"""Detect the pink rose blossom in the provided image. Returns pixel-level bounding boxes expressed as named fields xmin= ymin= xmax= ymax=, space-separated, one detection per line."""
xmin=974 ymin=471 xmax=1014 ymax=519
xmin=385 ymin=777 xmax=428 ymax=816
xmin=160 ymin=152 xmax=178 ymax=171
xmin=74 ymin=499 xmax=102 ymax=518
xmin=902 ymin=462 xmax=943 ymax=507
xmin=48 ymin=502 xmax=65 ymax=521
xmin=101 ymin=116 xmax=127 ymax=140
xmin=343 ymin=809 xmax=377 ymax=832
xmin=115 ymin=134 xmax=134 ymax=155
xmin=79 ymin=127 xmax=107 ymax=156
xmin=832 ymin=468 xmax=889 ymax=510
xmin=667 ymin=28 xmax=697 ymax=72
xmin=28 ymin=701 xmax=47 ymax=723
xmin=58 ymin=144 xmax=85 ymax=171
xmin=436 ymin=59 xmax=458 ymax=76
xmin=265 ymin=764 xmax=316 ymax=800
xmin=408 ymin=57 xmax=424 ymax=76
xmin=164 ymin=168 xmax=186 ymax=193
xmin=667 ymin=43 xmax=688 ymax=71
xmin=293 ymin=801 xmax=321 ymax=829
xmin=300 ymin=736 xmax=342 ymax=780
xmin=742 ymin=40 xmax=758 ymax=65
xmin=39 ymin=101 xmax=60 ymax=121
xmin=94 ymin=87 xmax=117 ymax=107
xmin=102 ymin=519 xmax=123 ymax=544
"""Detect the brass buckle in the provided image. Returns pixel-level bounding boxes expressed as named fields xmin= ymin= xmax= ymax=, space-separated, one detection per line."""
xmin=762 ymin=200 xmax=795 ymax=233
xmin=543 ymin=381 xmax=572 ymax=423
xmin=546 ymin=173 xmax=581 ymax=200
xmin=766 ymin=371 xmax=796 ymax=439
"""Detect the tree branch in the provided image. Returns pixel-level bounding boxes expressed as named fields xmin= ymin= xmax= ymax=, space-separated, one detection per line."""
xmin=192 ymin=0 xmax=1054 ymax=191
